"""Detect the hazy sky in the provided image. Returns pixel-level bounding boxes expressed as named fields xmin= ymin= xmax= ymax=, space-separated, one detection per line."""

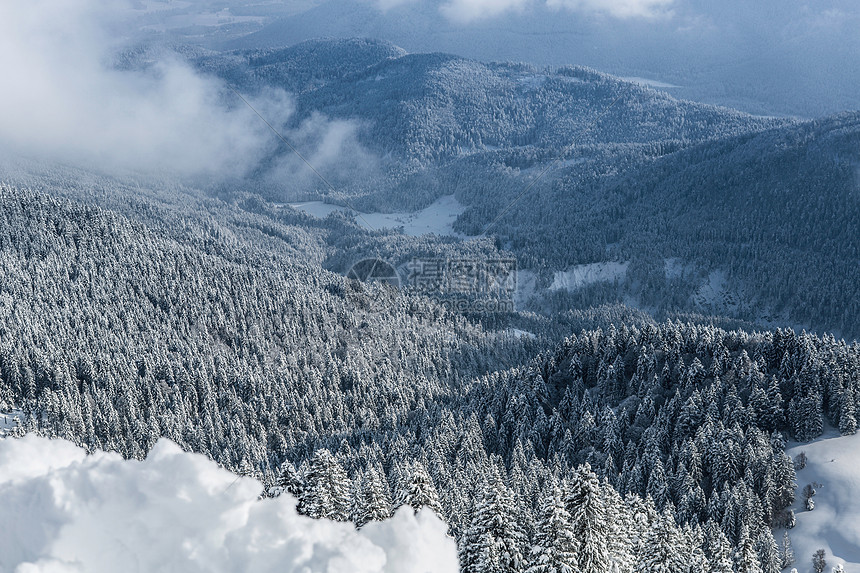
xmin=0 ymin=0 xmax=857 ymax=179
xmin=221 ymin=0 xmax=860 ymax=117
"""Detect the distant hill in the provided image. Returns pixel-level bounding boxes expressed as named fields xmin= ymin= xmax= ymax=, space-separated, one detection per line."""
xmin=220 ymin=0 xmax=860 ymax=118
xmin=199 ymin=39 xmax=786 ymax=165
xmin=187 ymin=39 xmax=860 ymax=337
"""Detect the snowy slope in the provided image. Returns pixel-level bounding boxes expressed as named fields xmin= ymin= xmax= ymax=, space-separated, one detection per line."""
xmin=0 ymin=435 xmax=458 ymax=573
xmin=550 ymin=262 xmax=629 ymax=291
xmin=289 ymin=194 xmax=466 ymax=237
xmin=782 ymin=431 xmax=860 ymax=572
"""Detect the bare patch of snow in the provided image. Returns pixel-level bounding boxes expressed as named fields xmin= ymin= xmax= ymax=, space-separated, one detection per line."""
xmin=517 ymin=74 xmax=548 ymax=90
xmin=664 ymin=257 xmax=690 ymax=280
xmin=782 ymin=432 xmax=860 ymax=573
xmin=514 ymin=269 xmax=538 ymax=308
xmin=505 ymin=328 xmax=536 ymax=339
xmin=550 ymin=262 xmax=629 ymax=291
xmin=691 ymin=270 xmax=742 ymax=312
xmin=290 ymin=195 xmax=466 ymax=237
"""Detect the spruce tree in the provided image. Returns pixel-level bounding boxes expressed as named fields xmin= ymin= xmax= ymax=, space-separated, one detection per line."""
xmin=298 ymin=449 xmax=351 ymax=521
xmin=780 ymin=531 xmax=795 ymax=569
xmin=462 ymin=476 xmax=527 ymax=573
xmin=734 ymin=526 xmax=763 ymax=573
xmin=565 ymin=464 xmax=611 ymax=573
xmin=395 ymin=461 xmax=443 ymax=516
xmin=634 ymin=513 xmax=686 ymax=573
xmin=526 ymin=485 xmax=579 ymax=573
xmin=354 ymin=467 xmax=392 ymax=527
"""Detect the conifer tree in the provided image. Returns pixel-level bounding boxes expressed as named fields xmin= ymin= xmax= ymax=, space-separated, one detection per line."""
xmin=354 ymin=467 xmax=392 ymax=527
xmin=780 ymin=531 xmax=795 ymax=569
xmin=634 ymin=513 xmax=685 ymax=573
xmin=298 ymin=449 xmax=351 ymax=521
xmin=395 ymin=461 xmax=443 ymax=516
xmin=526 ymin=485 xmax=579 ymax=573
xmin=565 ymin=464 xmax=611 ymax=573
xmin=462 ymin=476 xmax=527 ymax=573
xmin=734 ymin=526 xmax=763 ymax=573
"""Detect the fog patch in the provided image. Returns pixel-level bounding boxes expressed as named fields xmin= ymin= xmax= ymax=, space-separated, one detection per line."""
xmin=265 ymin=114 xmax=382 ymax=196
xmin=0 ymin=0 xmax=287 ymax=179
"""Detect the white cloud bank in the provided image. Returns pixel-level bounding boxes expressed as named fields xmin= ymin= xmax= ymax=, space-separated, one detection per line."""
xmin=438 ymin=0 xmax=674 ymax=23
xmin=0 ymin=0 xmax=285 ymax=178
xmin=0 ymin=435 xmax=459 ymax=573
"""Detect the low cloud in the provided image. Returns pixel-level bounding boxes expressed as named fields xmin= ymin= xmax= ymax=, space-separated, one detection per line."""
xmin=439 ymin=0 xmax=674 ymax=23
xmin=547 ymin=0 xmax=674 ymax=18
xmin=267 ymin=114 xmax=381 ymax=196
xmin=440 ymin=0 xmax=532 ymax=22
xmin=0 ymin=0 xmax=285 ymax=179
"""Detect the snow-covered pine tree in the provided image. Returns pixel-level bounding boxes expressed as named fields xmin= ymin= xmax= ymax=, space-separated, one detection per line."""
xmin=394 ymin=461 xmax=443 ymax=516
xmin=565 ymin=464 xmax=611 ymax=573
xmin=838 ymin=391 xmax=857 ymax=435
xmin=526 ymin=485 xmax=578 ymax=573
xmin=634 ymin=512 xmax=686 ymax=573
xmin=703 ymin=520 xmax=735 ymax=573
xmin=297 ymin=448 xmax=351 ymax=521
xmin=755 ymin=530 xmax=781 ymax=573
xmin=733 ymin=526 xmax=763 ymax=573
xmin=462 ymin=474 xmax=527 ymax=573
xmin=276 ymin=460 xmax=304 ymax=498
xmin=780 ymin=531 xmax=795 ymax=569
xmin=354 ymin=466 xmax=392 ymax=527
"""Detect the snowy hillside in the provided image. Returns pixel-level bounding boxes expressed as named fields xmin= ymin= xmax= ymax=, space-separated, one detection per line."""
xmin=783 ymin=432 xmax=860 ymax=573
xmin=0 ymin=435 xmax=458 ymax=573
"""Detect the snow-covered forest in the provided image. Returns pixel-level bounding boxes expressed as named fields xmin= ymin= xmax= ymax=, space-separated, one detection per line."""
xmin=1 ymin=1 xmax=859 ymax=571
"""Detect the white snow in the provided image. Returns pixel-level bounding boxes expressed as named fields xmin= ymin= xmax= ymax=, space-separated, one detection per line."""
xmin=620 ymin=76 xmax=680 ymax=89
xmin=505 ymin=328 xmax=536 ymax=339
xmin=691 ymin=269 xmax=743 ymax=313
xmin=781 ymin=431 xmax=860 ymax=573
xmin=289 ymin=194 xmax=466 ymax=237
xmin=514 ymin=269 xmax=538 ymax=307
xmin=664 ymin=257 xmax=688 ymax=280
xmin=550 ymin=261 xmax=629 ymax=291
xmin=0 ymin=435 xmax=458 ymax=573
xmin=0 ymin=409 xmax=23 ymax=437
xmin=517 ymin=74 xmax=548 ymax=90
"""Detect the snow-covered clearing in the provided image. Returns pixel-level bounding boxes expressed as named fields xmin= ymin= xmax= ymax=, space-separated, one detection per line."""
xmin=290 ymin=194 xmax=465 ymax=237
xmin=0 ymin=409 xmax=22 ymax=437
xmin=0 ymin=435 xmax=458 ymax=573
xmin=620 ymin=76 xmax=681 ymax=89
xmin=782 ymin=431 xmax=860 ymax=573
xmin=692 ymin=269 xmax=745 ymax=313
xmin=505 ymin=328 xmax=536 ymax=339
xmin=550 ymin=261 xmax=629 ymax=291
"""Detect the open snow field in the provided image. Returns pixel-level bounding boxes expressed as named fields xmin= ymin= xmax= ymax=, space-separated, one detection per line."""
xmin=289 ymin=195 xmax=466 ymax=237
xmin=549 ymin=261 xmax=629 ymax=291
xmin=0 ymin=435 xmax=458 ymax=573
xmin=783 ymin=431 xmax=860 ymax=572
